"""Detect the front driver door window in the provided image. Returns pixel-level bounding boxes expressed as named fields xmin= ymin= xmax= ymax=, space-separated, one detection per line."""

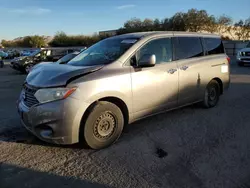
xmin=137 ymin=38 xmax=172 ymax=64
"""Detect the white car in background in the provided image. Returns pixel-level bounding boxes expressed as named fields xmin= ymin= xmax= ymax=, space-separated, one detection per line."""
xmin=237 ymin=41 xmax=250 ymax=66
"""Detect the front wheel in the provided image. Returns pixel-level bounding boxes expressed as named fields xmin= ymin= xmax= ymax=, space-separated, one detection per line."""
xmin=24 ymin=64 xmax=34 ymax=74
xmin=82 ymin=101 xmax=124 ymax=149
xmin=202 ymin=80 xmax=220 ymax=108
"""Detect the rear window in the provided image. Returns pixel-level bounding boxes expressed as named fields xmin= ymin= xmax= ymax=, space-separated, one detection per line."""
xmin=175 ymin=37 xmax=203 ymax=60
xmin=204 ymin=38 xmax=224 ymax=55
xmin=51 ymin=49 xmax=68 ymax=56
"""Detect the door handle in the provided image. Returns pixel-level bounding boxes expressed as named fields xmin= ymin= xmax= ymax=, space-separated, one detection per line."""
xmin=167 ymin=68 xmax=177 ymax=74
xmin=180 ymin=65 xmax=189 ymax=70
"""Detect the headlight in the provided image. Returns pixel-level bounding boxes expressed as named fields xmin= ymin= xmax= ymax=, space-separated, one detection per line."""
xmin=34 ymin=87 xmax=77 ymax=103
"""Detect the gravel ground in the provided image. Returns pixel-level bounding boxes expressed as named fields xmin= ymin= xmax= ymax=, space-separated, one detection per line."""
xmin=0 ymin=62 xmax=250 ymax=188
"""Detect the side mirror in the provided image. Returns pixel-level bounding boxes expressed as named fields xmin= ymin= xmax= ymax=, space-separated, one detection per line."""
xmin=138 ymin=54 xmax=156 ymax=67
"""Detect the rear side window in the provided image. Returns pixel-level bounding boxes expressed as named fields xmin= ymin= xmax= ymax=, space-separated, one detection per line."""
xmin=175 ymin=37 xmax=203 ymax=60
xmin=52 ymin=49 xmax=68 ymax=56
xmin=204 ymin=38 xmax=224 ymax=55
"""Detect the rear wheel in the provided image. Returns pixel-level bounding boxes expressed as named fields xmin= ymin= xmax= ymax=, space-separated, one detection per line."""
xmin=202 ymin=80 xmax=220 ymax=108
xmin=82 ymin=101 xmax=124 ymax=149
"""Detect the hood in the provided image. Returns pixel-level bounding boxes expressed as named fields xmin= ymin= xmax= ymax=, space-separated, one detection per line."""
xmin=26 ymin=64 xmax=104 ymax=88
xmin=14 ymin=56 xmax=30 ymax=64
xmin=30 ymin=62 xmax=53 ymax=72
xmin=239 ymin=48 xmax=250 ymax=52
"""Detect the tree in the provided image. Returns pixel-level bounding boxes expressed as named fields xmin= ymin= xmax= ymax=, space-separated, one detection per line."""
xmin=233 ymin=18 xmax=250 ymax=40
xmin=1 ymin=40 xmax=13 ymax=47
xmin=169 ymin=12 xmax=186 ymax=31
xmin=1 ymin=36 xmax=46 ymax=48
xmin=28 ymin=36 xmax=46 ymax=48
xmin=153 ymin=18 xmax=162 ymax=30
xmin=142 ymin=18 xmax=154 ymax=31
xmin=216 ymin=15 xmax=233 ymax=35
xmin=184 ymin=9 xmax=213 ymax=32
xmin=124 ymin=18 xmax=143 ymax=30
xmin=205 ymin=15 xmax=217 ymax=33
xmin=162 ymin=18 xmax=172 ymax=30
xmin=49 ymin=32 xmax=69 ymax=47
xmin=49 ymin=32 xmax=102 ymax=47
xmin=118 ymin=18 xmax=156 ymax=33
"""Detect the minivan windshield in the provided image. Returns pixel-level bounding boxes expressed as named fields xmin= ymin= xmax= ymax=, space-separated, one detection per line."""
xmin=68 ymin=37 xmax=138 ymax=66
xmin=246 ymin=42 xmax=250 ymax=48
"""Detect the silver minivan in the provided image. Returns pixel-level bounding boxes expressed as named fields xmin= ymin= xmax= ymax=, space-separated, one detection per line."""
xmin=17 ymin=32 xmax=230 ymax=149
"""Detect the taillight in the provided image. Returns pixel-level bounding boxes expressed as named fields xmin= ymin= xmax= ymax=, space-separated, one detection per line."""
xmin=226 ymin=56 xmax=230 ymax=64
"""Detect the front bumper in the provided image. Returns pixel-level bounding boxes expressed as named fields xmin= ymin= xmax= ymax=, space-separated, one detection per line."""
xmin=10 ymin=61 xmax=24 ymax=71
xmin=17 ymin=96 xmax=89 ymax=145
xmin=237 ymin=57 xmax=250 ymax=63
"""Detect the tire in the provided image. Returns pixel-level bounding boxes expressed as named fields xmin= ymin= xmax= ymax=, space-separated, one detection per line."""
xmin=0 ymin=61 xmax=3 ymax=68
xmin=82 ymin=101 xmax=124 ymax=149
xmin=24 ymin=64 xmax=34 ymax=74
xmin=238 ymin=61 xmax=244 ymax=66
xmin=202 ymin=80 xmax=220 ymax=108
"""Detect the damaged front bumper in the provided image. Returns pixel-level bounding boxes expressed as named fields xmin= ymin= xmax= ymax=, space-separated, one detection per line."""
xmin=17 ymin=95 xmax=87 ymax=145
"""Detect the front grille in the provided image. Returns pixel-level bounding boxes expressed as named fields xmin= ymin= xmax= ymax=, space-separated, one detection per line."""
xmin=241 ymin=58 xmax=250 ymax=61
xmin=241 ymin=52 xmax=250 ymax=56
xmin=23 ymin=84 xmax=39 ymax=108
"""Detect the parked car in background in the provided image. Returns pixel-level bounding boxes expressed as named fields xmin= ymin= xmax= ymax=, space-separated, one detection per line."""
xmin=237 ymin=41 xmax=250 ymax=66
xmin=17 ymin=32 xmax=230 ymax=149
xmin=30 ymin=51 xmax=80 ymax=72
xmin=10 ymin=48 xmax=79 ymax=73
xmin=0 ymin=51 xmax=8 ymax=68
xmin=21 ymin=50 xmax=35 ymax=57
xmin=0 ymin=50 xmax=8 ymax=59
xmin=6 ymin=50 xmax=20 ymax=59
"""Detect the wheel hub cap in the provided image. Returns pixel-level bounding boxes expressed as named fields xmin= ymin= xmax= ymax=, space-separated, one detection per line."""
xmin=209 ymin=88 xmax=216 ymax=101
xmin=94 ymin=112 xmax=116 ymax=138
xmin=26 ymin=65 xmax=32 ymax=73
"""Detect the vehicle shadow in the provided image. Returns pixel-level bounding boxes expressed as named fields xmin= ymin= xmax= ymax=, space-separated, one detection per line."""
xmin=0 ymin=65 xmax=25 ymax=76
xmin=0 ymin=163 xmax=110 ymax=188
xmin=0 ymin=125 xmax=84 ymax=149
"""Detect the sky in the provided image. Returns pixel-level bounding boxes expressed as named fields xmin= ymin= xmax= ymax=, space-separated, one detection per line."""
xmin=0 ymin=0 xmax=250 ymax=41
